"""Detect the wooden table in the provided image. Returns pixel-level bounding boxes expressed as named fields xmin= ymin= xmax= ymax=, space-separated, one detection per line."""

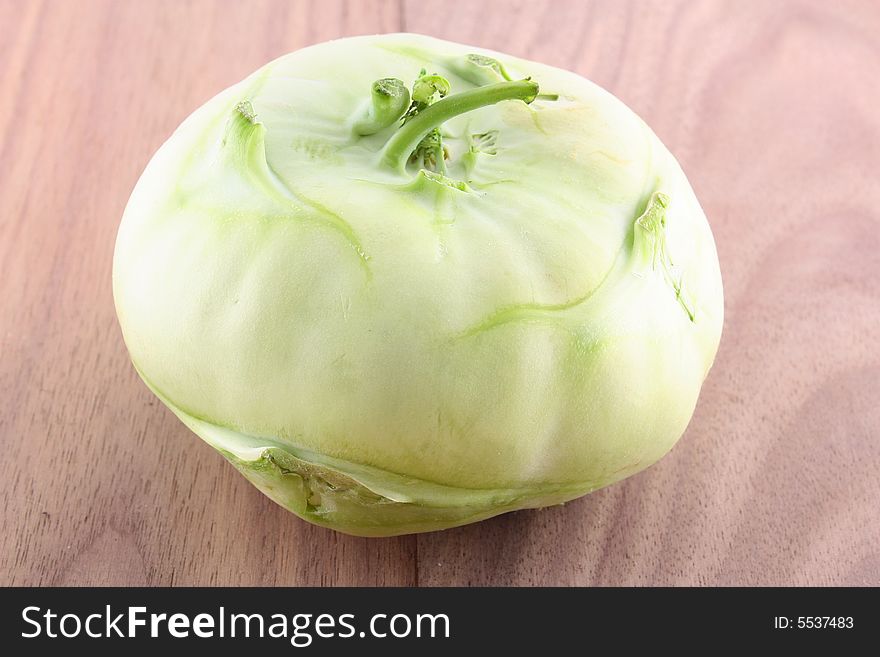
xmin=2 ymin=0 xmax=878 ymax=587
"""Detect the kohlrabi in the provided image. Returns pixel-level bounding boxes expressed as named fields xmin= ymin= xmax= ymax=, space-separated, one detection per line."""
xmin=113 ymin=34 xmax=723 ymax=536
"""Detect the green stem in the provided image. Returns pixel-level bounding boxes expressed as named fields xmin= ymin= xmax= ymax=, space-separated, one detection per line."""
xmin=380 ymin=79 xmax=539 ymax=171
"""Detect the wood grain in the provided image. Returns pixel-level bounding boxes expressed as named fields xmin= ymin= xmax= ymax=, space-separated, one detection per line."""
xmin=1 ymin=0 xmax=878 ymax=586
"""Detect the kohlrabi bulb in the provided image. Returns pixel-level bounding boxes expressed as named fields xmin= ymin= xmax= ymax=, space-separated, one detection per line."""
xmin=113 ymin=34 xmax=723 ymax=536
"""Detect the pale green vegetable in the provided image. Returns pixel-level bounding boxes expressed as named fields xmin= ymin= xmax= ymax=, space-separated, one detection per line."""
xmin=113 ymin=34 xmax=723 ymax=536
